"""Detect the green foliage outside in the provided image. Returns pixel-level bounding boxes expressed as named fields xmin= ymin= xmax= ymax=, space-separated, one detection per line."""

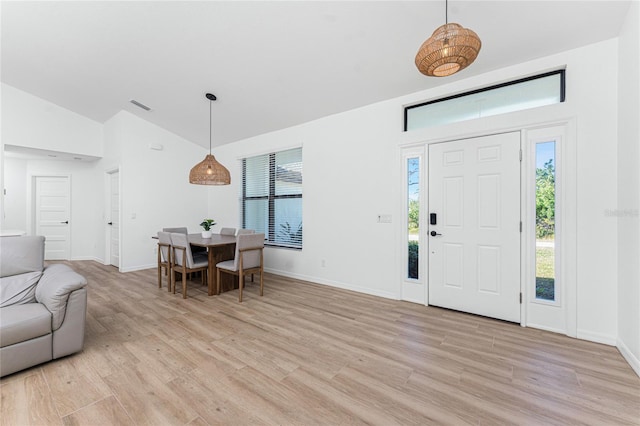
xmin=536 ymin=246 xmax=555 ymax=300
xmin=278 ymin=222 xmax=302 ymax=245
xmin=536 ymin=159 xmax=555 ymax=239
xmin=408 ymin=240 xmax=419 ymax=279
xmin=408 ymin=199 xmax=419 ymax=234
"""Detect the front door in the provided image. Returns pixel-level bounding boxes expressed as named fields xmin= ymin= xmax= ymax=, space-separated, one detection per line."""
xmin=35 ymin=176 xmax=70 ymax=260
xmin=428 ymin=132 xmax=521 ymax=322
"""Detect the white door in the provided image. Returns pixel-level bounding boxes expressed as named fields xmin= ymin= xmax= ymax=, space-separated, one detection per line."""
xmin=35 ymin=176 xmax=70 ymax=260
xmin=428 ymin=132 xmax=521 ymax=322
xmin=109 ymin=171 xmax=120 ymax=267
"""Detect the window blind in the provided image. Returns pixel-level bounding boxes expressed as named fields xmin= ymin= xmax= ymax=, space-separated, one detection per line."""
xmin=242 ymin=147 xmax=302 ymax=248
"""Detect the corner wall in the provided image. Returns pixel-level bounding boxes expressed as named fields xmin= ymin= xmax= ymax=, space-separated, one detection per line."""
xmin=101 ymin=111 xmax=211 ymax=272
xmin=617 ymin=0 xmax=640 ymax=376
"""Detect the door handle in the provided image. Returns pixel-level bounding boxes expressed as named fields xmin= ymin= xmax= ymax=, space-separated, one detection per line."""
xmin=61 ymin=220 xmax=69 ymax=224
xmin=108 ymin=222 xmax=113 ymax=225
xmin=430 ymin=230 xmax=442 ymax=237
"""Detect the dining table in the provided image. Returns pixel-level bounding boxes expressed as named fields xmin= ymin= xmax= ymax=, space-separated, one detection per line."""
xmin=187 ymin=233 xmax=237 ymax=295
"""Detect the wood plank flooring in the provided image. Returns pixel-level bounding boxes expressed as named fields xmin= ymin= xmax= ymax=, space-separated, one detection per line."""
xmin=1 ymin=260 xmax=639 ymax=425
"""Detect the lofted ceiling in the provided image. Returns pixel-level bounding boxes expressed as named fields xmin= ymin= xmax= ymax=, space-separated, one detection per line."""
xmin=1 ymin=1 xmax=631 ymax=150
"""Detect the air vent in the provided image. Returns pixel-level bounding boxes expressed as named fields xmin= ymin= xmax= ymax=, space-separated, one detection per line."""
xmin=130 ymin=99 xmax=152 ymax=111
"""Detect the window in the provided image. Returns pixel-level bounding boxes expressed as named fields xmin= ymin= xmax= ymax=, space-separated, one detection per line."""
xmin=242 ymin=147 xmax=302 ymax=248
xmin=405 ymin=70 xmax=565 ymax=131
xmin=535 ymin=141 xmax=556 ymax=300
xmin=407 ymin=157 xmax=420 ymax=279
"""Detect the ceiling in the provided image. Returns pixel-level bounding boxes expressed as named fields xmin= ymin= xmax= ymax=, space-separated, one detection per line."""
xmin=1 ymin=1 xmax=631 ymax=150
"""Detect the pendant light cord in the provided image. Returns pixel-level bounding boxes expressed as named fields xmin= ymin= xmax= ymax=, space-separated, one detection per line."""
xmin=209 ymin=100 xmax=212 ymax=155
xmin=445 ymin=0 xmax=448 ymax=25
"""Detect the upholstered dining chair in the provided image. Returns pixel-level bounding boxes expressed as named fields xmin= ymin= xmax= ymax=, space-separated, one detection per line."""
xmin=169 ymin=232 xmax=209 ymax=299
xmin=162 ymin=227 xmax=188 ymax=234
xmin=220 ymin=227 xmax=236 ymax=236
xmin=236 ymin=229 xmax=256 ymax=280
xmin=236 ymin=229 xmax=255 ymax=235
xmin=216 ymin=233 xmax=265 ymax=302
xmin=157 ymin=231 xmax=173 ymax=291
xmin=164 ymin=226 xmax=206 ymax=255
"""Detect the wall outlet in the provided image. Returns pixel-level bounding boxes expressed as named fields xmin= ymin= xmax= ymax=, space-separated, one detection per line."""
xmin=321 ymin=259 xmax=326 ymax=268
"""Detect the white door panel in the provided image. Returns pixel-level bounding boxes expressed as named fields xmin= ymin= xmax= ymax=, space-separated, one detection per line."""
xmin=35 ymin=176 xmax=70 ymax=260
xmin=109 ymin=172 xmax=120 ymax=268
xmin=428 ymin=132 xmax=521 ymax=323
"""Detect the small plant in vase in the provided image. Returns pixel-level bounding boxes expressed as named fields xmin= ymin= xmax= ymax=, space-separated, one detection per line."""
xmin=200 ymin=219 xmax=216 ymax=238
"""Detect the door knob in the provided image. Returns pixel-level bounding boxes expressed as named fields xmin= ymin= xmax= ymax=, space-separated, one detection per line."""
xmin=108 ymin=222 xmax=113 ymax=225
xmin=430 ymin=230 xmax=442 ymax=237
xmin=61 ymin=220 xmax=69 ymax=224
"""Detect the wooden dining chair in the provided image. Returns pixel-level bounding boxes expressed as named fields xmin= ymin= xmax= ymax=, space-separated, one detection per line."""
xmin=216 ymin=233 xmax=265 ymax=302
xmin=169 ymin=232 xmax=209 ymax=299
xmin=220 ymin=227 xmax=236 ymax=236
xmin=157 ymin=231 xmax=172 ymax=291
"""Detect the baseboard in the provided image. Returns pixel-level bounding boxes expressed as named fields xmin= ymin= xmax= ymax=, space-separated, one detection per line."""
xmin=264 ymin=268 xmax=399 ymax=300
xmin=577 ymin=329 xmax=617 ymax=346
xmin=526 ymin=322 xmax=566 ymax=336
xmin=120 ymin=263 xmax=155 ymax=273
xmin=70 ymin=256 xmax=103 ymax=262
xmin=617 ymin=338 xmax=640 ymax=378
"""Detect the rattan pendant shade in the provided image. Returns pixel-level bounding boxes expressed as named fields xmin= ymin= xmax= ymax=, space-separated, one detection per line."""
xmin=189 ymin=154 xmax=230 ymax=185
xmin=415 ymin=1 xmax=481 ymax=77
xmin=189 ymin=93 xmax=231 ymax=185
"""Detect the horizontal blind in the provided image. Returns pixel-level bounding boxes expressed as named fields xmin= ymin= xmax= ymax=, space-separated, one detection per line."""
xmin=242 ymin=147 xmax=302 ymax=248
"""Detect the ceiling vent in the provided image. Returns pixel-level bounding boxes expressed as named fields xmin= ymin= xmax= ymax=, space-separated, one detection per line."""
xmin=130 ymin=99 xmax=151 ymax=111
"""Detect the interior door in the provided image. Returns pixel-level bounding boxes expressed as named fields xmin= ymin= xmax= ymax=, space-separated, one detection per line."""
xmin=35 ymin=176 xmax=70 ymax=260
xmin=109 ymin=171 xmax=120 ymax=268
xmin=428 ymin=132 xmax=521 ymax=322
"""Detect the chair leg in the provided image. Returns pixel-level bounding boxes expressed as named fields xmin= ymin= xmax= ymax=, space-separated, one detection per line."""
xmin=182 ymin=270 xmax=187 ymax=299
xmin=259 ymin=271 xmax=263 ymax=296
xmin=239 ymin=273 xmax=244 ymax=303
xmin=158 ymin=265 xmax=162 ymax=288
xmin=172 ymin=270 xmax=177 ymax=294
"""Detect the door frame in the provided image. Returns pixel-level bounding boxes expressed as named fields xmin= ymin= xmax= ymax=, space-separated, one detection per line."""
xmin=400 ymin=119 xmax=577 ymax=336
xmin=104 ymin=167 xmax=121 ymax=270
xmin=28 ymin=174 xmax=72 ymax=259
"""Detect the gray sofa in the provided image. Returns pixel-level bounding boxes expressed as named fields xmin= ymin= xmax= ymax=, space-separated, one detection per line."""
xmin=0 ymin=235 xmax=88 ymax=377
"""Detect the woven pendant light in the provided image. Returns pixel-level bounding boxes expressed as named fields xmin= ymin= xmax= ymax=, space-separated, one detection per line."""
xmin=415 ymin=0 xmax=481 ymax=77
xmin=189 ymin=93 xmax=230 ymax=185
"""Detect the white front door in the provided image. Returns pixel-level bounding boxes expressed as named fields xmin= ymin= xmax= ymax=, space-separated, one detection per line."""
xmin=35 ymin=176 xmax=70 ymax=260
xmin=109 ymin=171 xmax=120 ymax=268
xmin=428 ymin=132 xmax=521 ymax=322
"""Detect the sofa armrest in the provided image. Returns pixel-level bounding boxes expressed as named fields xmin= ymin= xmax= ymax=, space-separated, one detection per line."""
xmin=52 ymin=288 xmax=87 ymax=359
xmin=35 ymin=264 xmax=87 ymax=330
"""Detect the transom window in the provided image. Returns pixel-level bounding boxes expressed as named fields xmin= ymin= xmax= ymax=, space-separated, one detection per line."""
xmin=404 ymin=70 xmax=566 ymax=131
xmin=241 ymin=147 xmax=303 ymax=249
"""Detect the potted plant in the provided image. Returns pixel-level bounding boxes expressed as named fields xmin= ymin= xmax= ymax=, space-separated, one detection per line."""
xmin=200 ymin=219 xmax=216 ymax=238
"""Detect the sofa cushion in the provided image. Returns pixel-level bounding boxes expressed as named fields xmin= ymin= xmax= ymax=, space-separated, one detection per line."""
xmin=0 ymin=236 xmax=45 ymax=278
xmin=0 ymin=271 xmax=42 ymax=308
xmin=0 ymin=303 xmax=52 ymax=348
xmin=35 ymin=264 xmax=87 ymax=330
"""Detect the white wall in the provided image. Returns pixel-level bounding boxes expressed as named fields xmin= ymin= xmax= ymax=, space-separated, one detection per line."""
xmin=101 ymin=111 xmax=211 ymax=272
xmin=2 ymin=157 xmax=28 ymax=230
xmin=617 ymin=0 xmax=640 ymax=376
xmin=1 ymin=84 xmax=103 ymax=157
xmin=210 ymin=38 xmax=622 ymax=345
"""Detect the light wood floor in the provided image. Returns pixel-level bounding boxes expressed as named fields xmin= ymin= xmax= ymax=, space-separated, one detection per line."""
xmin=1 ymin=261 xmax=639 ymax=425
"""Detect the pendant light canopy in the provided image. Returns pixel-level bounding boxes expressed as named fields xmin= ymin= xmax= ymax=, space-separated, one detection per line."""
xmin=189 ymin=93 xmax=231 ymax=185
xmin=415 ymin=0 xmax=481 ymax=77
